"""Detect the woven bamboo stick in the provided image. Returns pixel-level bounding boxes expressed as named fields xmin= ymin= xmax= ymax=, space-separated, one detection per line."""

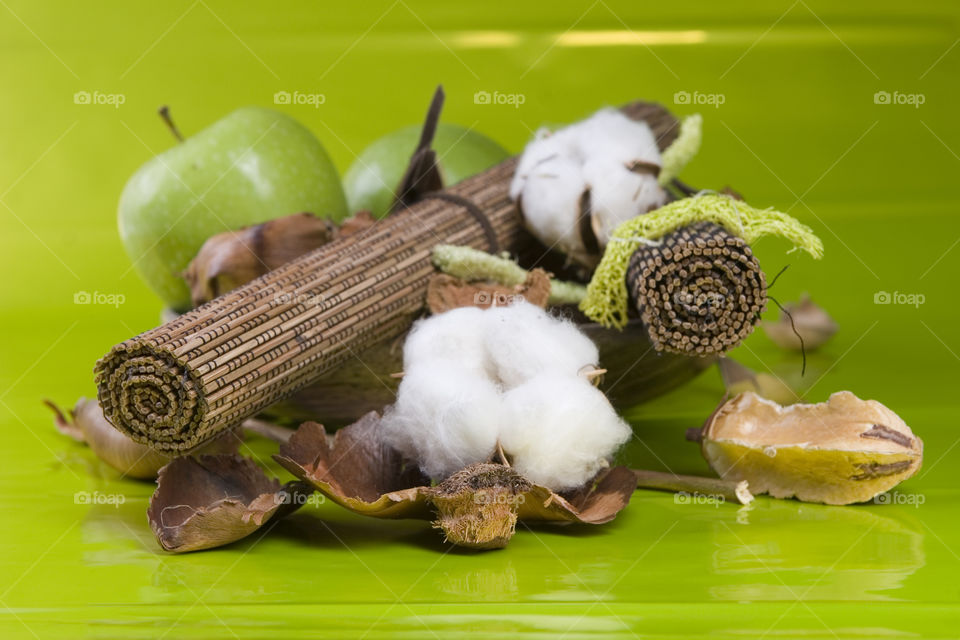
xmin=95 ymin=102 xmax=686 ymax=453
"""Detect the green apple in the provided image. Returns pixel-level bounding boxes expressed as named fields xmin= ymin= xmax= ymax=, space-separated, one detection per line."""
xmin=343 ymin=123 xmax=509 ymax=218
xmin=119 ymin=106 xmax=348 ymax=311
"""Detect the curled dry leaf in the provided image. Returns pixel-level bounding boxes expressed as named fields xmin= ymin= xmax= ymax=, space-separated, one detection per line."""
xmin=763 ymin=295 xmax=837 ymax=351
xmin=699 ymin=391 xmax=923 ymax=505
xmin=718 ymin=358 xmax=799 ymax=406
xmin=45 ymin=398 xmax=238 ymax=479
xmin=426 ymin=269 xmax=552 ymax=314
xmin=336 ymin=209 xmax=377 ymax=237
xmin=183 ymin=210 xmax=377 ymax=308
xmin=274 ymin=414 xmax=432 ymax=519
xmin=274 ymin=414 xmax=635 ymax=549
xmin=184 ymin=212 xmax=336 ymax=307
xmin=148 ymin=454 xmax=310 ymax=553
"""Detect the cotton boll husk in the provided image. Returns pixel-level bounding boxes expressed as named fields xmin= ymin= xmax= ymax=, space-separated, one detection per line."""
xmin=582 ymin=159 xmax=668 ymax=244
xmin=484 ymin=302 xmax=599 ymax=389
xmin=575 ymin=108 xmax=662 ymax=167
xmin=516 ymin=156 xmax=587 ymax=257
xmin=381 ymin=362 xmax=502 ymax=480
xmin=402 ymin=307 xmax=490 ymax=377
xmin=499 ymin=374 xmax=632 ymax=491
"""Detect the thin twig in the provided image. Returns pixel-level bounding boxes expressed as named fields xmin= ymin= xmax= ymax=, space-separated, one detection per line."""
xmin=633 ymin=469 xmax=753 ymax=505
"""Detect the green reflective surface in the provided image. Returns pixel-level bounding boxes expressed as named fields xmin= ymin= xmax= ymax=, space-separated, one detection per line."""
xmin=2 ymin=1 xmax=960 ymax=637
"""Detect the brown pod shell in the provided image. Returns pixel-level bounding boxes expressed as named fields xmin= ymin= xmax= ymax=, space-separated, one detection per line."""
xmin=700 ymin=391 xmax=923 ymax=505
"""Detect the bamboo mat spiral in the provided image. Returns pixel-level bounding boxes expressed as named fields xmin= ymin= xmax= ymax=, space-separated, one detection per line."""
xmin=626 ymin=221 xmax=767 ymax=356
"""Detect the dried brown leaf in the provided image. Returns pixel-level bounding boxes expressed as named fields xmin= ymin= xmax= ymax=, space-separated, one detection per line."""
xmin=426 ymin=269 xmax=551 ymax=314
xmin=718 ymin=358 xmax=799 ymax=406
xmin=274 ymin=416 xmax=635 ymax=548
xmin=148 ymin=454 xmax=309 ymax=553
xmin=45 ymin=398 xmax=239 ymax=479
xmin=338 ymin=210 xmax=377 ymax=237
xmin=183 ymin=212 xmax=337 ymax=307
xmin=763 ymin=294 xmax=837 ymax=351
xmin=274 ymin=413 xmax=432 ymax=519
xmin=520 ymin=466 xmax=636 ymax=524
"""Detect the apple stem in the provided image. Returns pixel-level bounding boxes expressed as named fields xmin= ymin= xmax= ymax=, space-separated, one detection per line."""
xmin=158 ymin=105 xmax=184 ymax=142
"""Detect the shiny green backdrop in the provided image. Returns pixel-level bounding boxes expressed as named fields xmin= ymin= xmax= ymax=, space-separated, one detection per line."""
xmin=2 ymin=1 xmax=959 ymax=637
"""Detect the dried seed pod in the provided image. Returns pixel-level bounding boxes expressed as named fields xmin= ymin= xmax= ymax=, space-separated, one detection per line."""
xmin=627 ymin=221 xmax=767 ymax=356
xmin=45 ymin=398 xmax=239 ymax=479
xmin=699 ymin=391 xmax=923 ymax=505
xmin=425 ymin=268 xmax=551 ymax=314
xmin=183 ymin=212 xmax=337 ymax=307
xmin=427 ymin=463 xmax=531 ymax=550
xmin=148 ymin=454 xmax=310 ymax=553
xmin=763 ymin=294 xmax=837 ymax=351
xmin=718 ymin=358 xmax=799 ymax=406
xmin=274 ymin=417 xmax=636 ymax=549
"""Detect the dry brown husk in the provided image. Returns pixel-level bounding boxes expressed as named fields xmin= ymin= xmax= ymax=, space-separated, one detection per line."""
xmin=183 ymin=211 xmax=376 ymax=307
xmin=425 ymin=269 xmax=551 ymax=314
xmin=718 ymin=358 xmax=799 ymax=406
xmin=763 ymin=294 xmax=837 ymax=351
xmin=46 ymin=398 xmax=239 ymax=479
xmin=148 ymin=454 xmax=310 ymax=553
xmin=698 ymin=391 xmax=923 ymax=505
xmin=274 ymin=414 xmax=635 ymax=549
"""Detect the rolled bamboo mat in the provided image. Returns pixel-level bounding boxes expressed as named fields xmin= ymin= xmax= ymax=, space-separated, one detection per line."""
xmin=626 ymin=221 xmax=766 ymax=356
xmin=95 ymin=102 xmax=681 ymax=453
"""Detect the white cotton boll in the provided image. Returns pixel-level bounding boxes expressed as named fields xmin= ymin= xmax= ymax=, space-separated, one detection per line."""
xmin=381 ymin=362 xmax=502 ymax=481
xmin=402 ymin=306 xmax=490 ymax=377
xmin=511 ymin=108 xmax=669 ymax=264
xmin=575 ymin=108 xmax=662 ymax=167
xmin=582 ymin=159 xmax=668 ymax=245
xmin=516 ymin=156 xmax=587 ymax=257
xmin=499 ymin=374 xmax=632 ymax=491
xmin=484 ymin=302 xmax=599 ymax=389
xmin=509 ymin=132 xmax=564 ymax=201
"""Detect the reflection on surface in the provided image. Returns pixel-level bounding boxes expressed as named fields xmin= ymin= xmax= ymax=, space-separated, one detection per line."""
xmin=709 ymin=499 xmax=924 ymax=601
xmin=436 ymin=564 xmax=519 ymax=600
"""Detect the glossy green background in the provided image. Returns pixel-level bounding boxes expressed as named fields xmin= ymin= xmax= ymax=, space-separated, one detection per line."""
xmin=2 ymin=1 xmax=959 ymax=637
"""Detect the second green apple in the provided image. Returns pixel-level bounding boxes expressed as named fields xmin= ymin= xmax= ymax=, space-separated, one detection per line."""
xmin=344 ymin=123 xmax=509 ymax=218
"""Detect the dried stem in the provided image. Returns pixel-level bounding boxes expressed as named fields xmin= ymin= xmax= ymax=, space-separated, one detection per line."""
xmin=241 ymin=418 xmax=294 ymax=444
xmin=633 ymin=469 xmax=753 ymax=505
xmin=158 ymin=105 xmax=184 ymax=142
